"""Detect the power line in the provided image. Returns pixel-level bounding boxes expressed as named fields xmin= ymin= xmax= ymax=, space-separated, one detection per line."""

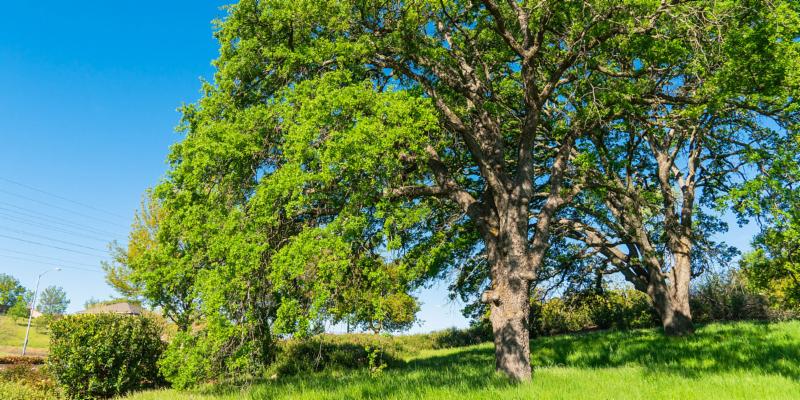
xmin=0 ymin=233 xmax=105 ymax=257
xmin=0 ymin=202 xmax=126 ymax=239
xmin=0 ymin=211 xmax=112 ymax=243
xmin=0 ymin=201 xmax=126 ymax=236
xmin=0 ymin=247 xmax=104 ymax=269
xmin=0 ymin=188 xmax=127 ymax=229
xmin=0 ymin=253 xmax=103 ymax=273
xmin=0 ymin=226 xmax=107 ymax=253
xmin=0 ymin=176 xmax=127 ymax=219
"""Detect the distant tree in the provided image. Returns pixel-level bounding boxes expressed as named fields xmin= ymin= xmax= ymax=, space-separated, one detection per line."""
xmin=8 ymin=296 xmax=30 ymax=323
xmin=0 ymin=273 xmax=26 ymax=314
xmin=83 ymin=297 xmax=102 ymax=310
xmin=740 ymin=215 xmax=800 ymax=310
xmin=37 ymin=286 xmax=70 ymax=315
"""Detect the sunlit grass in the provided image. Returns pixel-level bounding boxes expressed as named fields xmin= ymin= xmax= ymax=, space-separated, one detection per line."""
xmin=122 ymin=320 xmax=800 ymax=400
xmin=0 ymin=315 xmax=49 ymax=356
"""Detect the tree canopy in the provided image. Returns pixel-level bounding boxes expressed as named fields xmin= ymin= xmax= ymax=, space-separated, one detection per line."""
xmin=117 ymin=0 xmax=800 ymax=382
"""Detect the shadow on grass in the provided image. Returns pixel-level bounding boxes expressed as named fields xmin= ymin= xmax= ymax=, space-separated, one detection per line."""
xmin=197 ymin=347 xmax=512 ymax=399
xmin=188 ymin=320 xmax=800 ymax=399
xmin=530 ymin=320 xmax=800 ymax=379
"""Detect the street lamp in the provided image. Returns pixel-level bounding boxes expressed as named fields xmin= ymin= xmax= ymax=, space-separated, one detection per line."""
xmin=22 ymin=267 xmax=61 ymax=356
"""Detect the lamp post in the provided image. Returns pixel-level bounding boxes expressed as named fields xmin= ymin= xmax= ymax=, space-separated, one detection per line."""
xmin=22 ymin=267 xmax=60 ymax=356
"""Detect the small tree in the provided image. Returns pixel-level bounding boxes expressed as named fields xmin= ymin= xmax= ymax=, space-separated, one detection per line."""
xmin=0 ymin=273 xmax=25 ymax=314
xmin=37 ymin=286 xmax=69 ymax=315
xmin=8 ymin=297 xmax=29 ymax=323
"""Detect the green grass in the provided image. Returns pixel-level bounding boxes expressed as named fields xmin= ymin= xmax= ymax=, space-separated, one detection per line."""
xmin=0 ymin=315 xmax=49 ymax=356
xmin=122 ymin=320 xmax=800 ymax=400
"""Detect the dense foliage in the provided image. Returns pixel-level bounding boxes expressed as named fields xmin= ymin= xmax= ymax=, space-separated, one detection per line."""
xmin=111 ymin=0 xmax=800 ymax=382
xmin=48 ymin=314 xmax=165 ymax=399
xmin=0 ymin=273 xmax=26 ymax=314
xmin=0 ymin=364 xmax=59 ymax=400
xmin=8 ymin=298 xmax=30 ymax=322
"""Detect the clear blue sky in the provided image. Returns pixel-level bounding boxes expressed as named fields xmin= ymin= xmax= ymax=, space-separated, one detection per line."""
xmin=0 ymin=1 xmax=757 ymax=333
xmin=0 ymin=1 xmax=226 ymax=311
xmin=0 ymin=1 xmax=468 ymax=332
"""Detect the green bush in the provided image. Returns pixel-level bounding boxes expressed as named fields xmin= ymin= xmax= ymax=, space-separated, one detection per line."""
xmin=526 ymin=272 xmax=788 ymax=338
xmin=426 ymin=326 xmax=492 ymax=349
xmin=8 ymin=299 xmax=29 ymax=323
xmin=271 ymin=335 xmax=403 ymax=376
xmin=48 ymin=314 xmax=165 ymax=399
xmin=0 ymin=381 xmax=56 ymax=400
xmin=158 ymin=331 xmax=214 ymax=390
xmin=587 ymin=290 xmax=656 ymax=330
xmin=0 ymin=364 xmax=59 ymax=400
xmin=530 ymin=288 xmax=657 ymax=336
xmin=690 ymin=271 xmax=774 ymax=323
xmin=539 ymin=297 xmax=593 ymax=334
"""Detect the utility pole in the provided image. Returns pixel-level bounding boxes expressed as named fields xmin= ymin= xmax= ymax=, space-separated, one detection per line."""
xmin=22 ymin=268 xmax=60 ymax=356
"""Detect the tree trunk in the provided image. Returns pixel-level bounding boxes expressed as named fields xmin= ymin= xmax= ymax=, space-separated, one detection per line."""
xmin=668 ymin=244 xmax=694 ymax=335
xmin=656 ymin=297 xmax=694 ymax=336
xmin=481 ymin=216 xmax=534 ymax=382
xmin=488 ymin=275 xmax=531 ymax=381
xmin=648 ymin=278 xmax=694 ymax=336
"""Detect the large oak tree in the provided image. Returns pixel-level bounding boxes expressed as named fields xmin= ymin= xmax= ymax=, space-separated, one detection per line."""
xmin=174 ymin=0 xmax=682 ymax=380
xmin=557 ymin=0 xmax=799 ymax=335
xmin=143 ymin=0 xmax=797 ymax=382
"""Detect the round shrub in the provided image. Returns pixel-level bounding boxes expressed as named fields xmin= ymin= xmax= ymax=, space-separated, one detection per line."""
xmin=158 ymin=331 xmax=213 ymax=390
xmin=529 ymin=289 xmax=658 ymax=336
xmin=48 ymin=313 xmax=165 ymax=399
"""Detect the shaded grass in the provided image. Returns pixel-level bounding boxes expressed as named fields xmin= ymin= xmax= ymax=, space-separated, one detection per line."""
xmin=122 ymin=320 xmax=800 ymax=400
xmin=0 ymin=315 xmax=49 ymax=356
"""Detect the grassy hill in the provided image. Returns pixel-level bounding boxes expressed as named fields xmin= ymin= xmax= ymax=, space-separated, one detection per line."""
xmin=122 ymin=320 xmax=800 ymax=400
xmin=0 ymin=315 xmax=49 ymax=357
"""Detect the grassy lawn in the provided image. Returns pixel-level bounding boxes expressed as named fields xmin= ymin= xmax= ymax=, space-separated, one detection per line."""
xmin=122 ymin=320 xmax=800 ymax=400
xmin=0 ymin=315 xmax=49 ymax=357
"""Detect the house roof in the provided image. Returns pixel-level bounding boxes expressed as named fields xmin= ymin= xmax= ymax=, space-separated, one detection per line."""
xmin=78 ymin=302 xmax=144 ymax=315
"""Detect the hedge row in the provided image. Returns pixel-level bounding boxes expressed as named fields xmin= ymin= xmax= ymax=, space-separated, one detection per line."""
xmin=48 ymin=314 xmax=164 ymax=399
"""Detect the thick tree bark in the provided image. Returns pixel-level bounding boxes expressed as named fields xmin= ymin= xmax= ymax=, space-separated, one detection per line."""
xmin=663 ymin=249 xmax=694 ymax=335
xmin=480 ymin=207 xmax=537 ymax=381
xmin=645 ymin=252 xmax=693 ymax=336
xmin=649 ymin=281 xmax=694 ymax=336
xmin=488 ymin=275 xmax=531 ymax=381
